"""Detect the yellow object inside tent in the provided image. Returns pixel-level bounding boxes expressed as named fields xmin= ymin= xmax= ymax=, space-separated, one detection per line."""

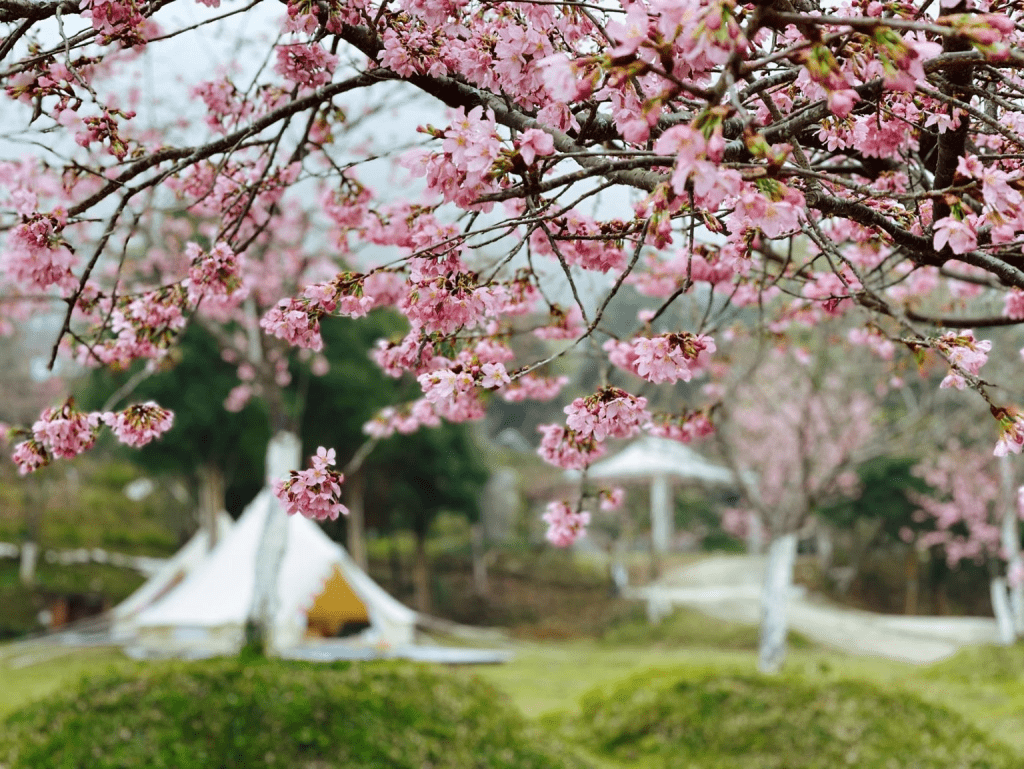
xmin=305 ymin=565 xmax=371 ymax=637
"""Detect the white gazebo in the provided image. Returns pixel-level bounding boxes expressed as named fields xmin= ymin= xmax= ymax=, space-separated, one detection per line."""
xmin=579 ymin=436 xmax=737 ymax=553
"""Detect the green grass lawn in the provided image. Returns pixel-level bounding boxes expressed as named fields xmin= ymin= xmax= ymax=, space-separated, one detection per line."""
xmin=3 ymin=638 xmax=1024 ymax=764
xmin=470 ymin=641 xmax=1024 ymax=756
xmin=0 ymin=645 xmax=132 ymax=719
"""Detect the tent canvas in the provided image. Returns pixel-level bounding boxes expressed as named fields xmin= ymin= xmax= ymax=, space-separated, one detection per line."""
xmin=128 ymin=489 xmax=417 ymax=657
xmin=111 ymin=511 xmax=234 ymax=642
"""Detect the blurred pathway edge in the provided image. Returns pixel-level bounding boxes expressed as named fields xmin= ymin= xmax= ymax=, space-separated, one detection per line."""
xmin=627 ymin=555 xmax=1000 ymax=664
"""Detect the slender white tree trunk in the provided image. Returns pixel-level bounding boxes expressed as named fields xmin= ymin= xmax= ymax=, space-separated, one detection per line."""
xmin=1011 ymin=580 xmax=1024 ymax=638
xmin=248 ymin=431 xmax=301 ymax=655
xmin=991 ymin=577 xmax=1016 ymax=646
xmin=758 ymin=532 xmax=798 ymax=674
xmin=998 ymin=456 xmax=1024 ymax=637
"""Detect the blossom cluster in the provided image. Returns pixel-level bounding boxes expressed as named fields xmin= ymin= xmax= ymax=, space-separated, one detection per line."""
xmin=604 ymin=333 xmax=716 ymax=385
xmin=646 ymin=411 xmax=715 ymax=443
xmin=542 ymin=501 xmax=591 ymax=548
xmin=260 ymin=272 xmax=376 ymax=352
xmin=2 ymin=212 xmax=76 ymax=292
xmin=184 ymin=241 xmax=245 ymax=306
xmin=11 ymin=400 xmax=175 ymax=474
xmin=993 ymin=407 xmax=1024 ymax=458
xmin=363 ymin=400 xmax=441 ymax=439
xmin=274 ymin=43 xmax=337 ymax=89
xmin=598 ymin=487 xmax=626 ymax=512
xmin=934 ymin=330 xmax=991 ymax=391
xmin=272 ymin=446 xmax=349 ymax=520
xmin=564 ymin=387 xmax=650 ymax=443
xmin=537 ymin=423 xmax=605 ymax=471
xmin=75 ymin=286 xmax=189 ymax=368
xmin=103 ymin=402 xmax=174 ymax=447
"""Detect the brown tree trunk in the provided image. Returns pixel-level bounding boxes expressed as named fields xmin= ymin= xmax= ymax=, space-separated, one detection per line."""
xmin=345 ymin=470 xmax=368 ymax=571
xmin=412 ymin=530 xmax=431 ymax=613
xmin=471 ymin=523 xmax=489 ymax=597
xmin=935 ymin=579 xmax=949 ymax=616
xmin=197 ymin=463 xmax=225 ymax=551
xmin=903 ymin=547 xmax=919 ymax=616
xmin=389 ymin=540 xmax=403 ymax=595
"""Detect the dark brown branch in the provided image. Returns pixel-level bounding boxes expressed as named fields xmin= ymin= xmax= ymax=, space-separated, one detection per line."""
xmin=0 ymin=0 xmax=79 ymax=22
xmin=905 ymin=310 xmax=1024 ymax=328
xmin=931 ymin=0 xmax=973 ymax=224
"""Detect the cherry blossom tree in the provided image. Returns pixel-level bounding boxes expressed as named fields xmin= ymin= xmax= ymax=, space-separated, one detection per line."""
xmin=910 ymin=447 xmax=1024 ymax=643
xmin=717 ymin=344 xmax=879 ymax=672
xmin=6 ymin=0 xmax=1024 ymax=654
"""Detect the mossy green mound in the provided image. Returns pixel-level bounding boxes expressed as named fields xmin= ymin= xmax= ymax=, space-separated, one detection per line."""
xmin=568 ymin=668 xmax=1019 ymax=769
xmin=600 ymin=605 xmax=813 ymax=650
xmin=921 ymin=644 xmax=1024 ymax=685
xmin=0 ymin=658 xmax=583 ymax=769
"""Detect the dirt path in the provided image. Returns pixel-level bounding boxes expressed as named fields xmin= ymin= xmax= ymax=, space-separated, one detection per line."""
xmin=625 ymin=555 xmax=1000 ymax=663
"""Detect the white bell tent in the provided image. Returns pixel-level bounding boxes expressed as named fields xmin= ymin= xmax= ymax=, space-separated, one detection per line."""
xmin=127 ymin=487 xmax=417 ymax=657
xmin=125 ymin=433 xmax=417 ymax=658
xmin=110 ymin=511 xmax=234 ymax=642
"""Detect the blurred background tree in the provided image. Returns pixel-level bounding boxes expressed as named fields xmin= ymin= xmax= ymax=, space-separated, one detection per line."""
xmin=80 ymin=308 xmax=489 ymax=615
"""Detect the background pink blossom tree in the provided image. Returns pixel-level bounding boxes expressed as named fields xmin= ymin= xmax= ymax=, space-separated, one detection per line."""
xmin=717 ymin=344 xmax=880 ymax=672
xmin=911 ymin=447 xmax=1024 ymax=644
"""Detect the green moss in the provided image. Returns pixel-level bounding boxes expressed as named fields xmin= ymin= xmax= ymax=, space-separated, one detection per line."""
xmin=0 ymin=659 xmax=586 ymax=769
xmin=566 ymin=668 xmax=1020 ymax=769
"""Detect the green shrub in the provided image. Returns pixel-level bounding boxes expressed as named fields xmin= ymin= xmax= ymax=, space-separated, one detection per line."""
xmin=0 ymin=659 xmax=585 ymax=769
xmin=566 ymin=668 xmax=1019 ymax=769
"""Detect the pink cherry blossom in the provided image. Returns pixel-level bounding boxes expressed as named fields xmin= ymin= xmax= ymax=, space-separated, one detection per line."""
xmin=564 ymin=387 xmax=650 ymax=443
xmin=537 ymin=423 xmax=605 ymax=470
xmin=631 ymin=333 xmax=716 ymax=384
xmin=993 ymin=408 xmax=1024 ymax=457
xmin=103 ymin=402 xmax=174 ymax=447
xmin=599 ymin=487 xmax=625 ymax=512
xmin=933 ymin=215 xmax=978 ymax=254
xmin=273 ymin=446 xmax=348 ymax=520
xmin=542 ymin=500 xmax=591 ymax=547
xmin=517 ymin=128 xmax=555 ymax=166
xmin=29 ymin=400 xmax=103 ymax=461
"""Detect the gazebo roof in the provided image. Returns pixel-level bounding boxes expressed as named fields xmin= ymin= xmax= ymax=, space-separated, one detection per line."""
xmin=577 ymin=436 xmax=736 ymax=485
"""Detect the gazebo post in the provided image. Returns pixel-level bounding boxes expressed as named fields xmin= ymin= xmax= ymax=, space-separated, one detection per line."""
xmin=650 ymin=473 xmax=673 ymax=554
xmin=746 ymin=511 xmax=764 ymax=554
